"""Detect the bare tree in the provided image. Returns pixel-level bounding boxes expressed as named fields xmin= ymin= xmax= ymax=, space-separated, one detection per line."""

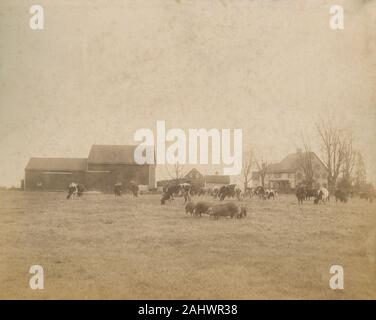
xmin=254 ymin=156 xmax=267 ymax=188
xmin=315 ymin=118 xmax=349 ymax=191
xmin=166 ymin=163 xmax=186 ymax=183
xmin=297 ymin=133 xmax=314 ymax=188
xmin=354 ymin=151 xmax=367 ymax=190
xmin=242 ymin=147 xmax=254 ymax=190
xmin=341 ymin=132 xmax=357 ymax=182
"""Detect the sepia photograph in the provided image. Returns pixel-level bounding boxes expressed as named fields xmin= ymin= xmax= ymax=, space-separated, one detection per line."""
xmin=0 ymin=0 xmax=375 ymax=304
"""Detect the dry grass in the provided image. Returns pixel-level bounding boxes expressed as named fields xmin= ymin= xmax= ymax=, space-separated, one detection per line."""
xmin=0 ymin=191 xmax=375 ymax=299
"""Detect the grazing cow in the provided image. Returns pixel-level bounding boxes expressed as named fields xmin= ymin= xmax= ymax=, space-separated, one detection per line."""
xmin=183 ymin=190 xmax=191 ymax=203
xmin=126 ymin=181 xmax=139 ymax=197
xmin=185 ymin=201 xmax=195 ymax=215
xmin=161 ymin=192 xmax=173 ymax=205
xmin=194 ymin=201 xmax=212 ymax=217
xmin=179 ymin=183 xmax=192 ymax=195
xmin=212 ymin=187 xmax=220 ymax=198
xmin=306 ymin=188 xmax=318 ymax=200
xmin=208 ymin=202 xmax=239 ymax=219
xmin=234 ymin=187 xmax=242 ymax=200
xmin=296 ymin=186 xmax=306 ymax=205
xmin=317 ymin=187 xmax=329 ymax=203
xmin=165 ymin=183 xmax=191 ymax=200
xmin=218 ymin=184 xmax=237 ymax=201
xmin=76 ymin=183 xmax=85 ymax=197
xmin=66 ymin=182 xmax=78 ymax=199
xmin=265 ymin=189 xmax=277 ymax=199
xmin=254 ymin=186 xmax=265 ymax=199
xmin=335 ymin=189 xmax=348 ymax=203
xmin=164 ymin=184 xmax=180 ymax=200
xmin=243 ymin=187 xmax=253 ymax=199
xmin=161 ymin=183 xmax=184 ymax=205
xmin=114 ymin=183 xmax=122 ymax=197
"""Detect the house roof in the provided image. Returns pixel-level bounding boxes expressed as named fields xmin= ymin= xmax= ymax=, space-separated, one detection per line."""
xmin=204 ymin=175 xmax=230 ymax=184
xmin=25 ymin=158 xmax=87 ymax=172
xmin=266 ymin=152 xmax=322 ymax=173
xmin=87 ymin=145 xmax=153 ymax=165
xmin=184 ymin=168 xmax=204 ymax=180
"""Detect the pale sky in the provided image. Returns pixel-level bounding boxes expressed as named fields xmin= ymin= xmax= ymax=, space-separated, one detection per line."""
xmin=0 ymin=0 xmax=375 ymax=187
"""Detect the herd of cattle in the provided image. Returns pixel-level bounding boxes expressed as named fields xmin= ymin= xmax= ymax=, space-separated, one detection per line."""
xmin=66 ymin=181 xmax=139 ymax=199
xmin=65 ymin=180 xmax=374 ymax=220
xmin=295 ymin=185 xmax=375 ymax=205
xmin=160 ymin=183 xmax=278 ymax=205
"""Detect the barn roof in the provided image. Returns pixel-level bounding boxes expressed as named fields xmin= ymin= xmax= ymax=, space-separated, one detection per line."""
xmin=204 ymin=175 xmax=230 ymax=184
xmin=266 ymin=152 xmax=321 ymax=173
xmin=25 ymin=158 xmax=87 ymax=172
xmin=87 ymin=144 xmax=153 ymax=165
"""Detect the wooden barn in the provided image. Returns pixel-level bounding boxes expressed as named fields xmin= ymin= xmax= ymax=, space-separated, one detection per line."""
xmin=24 ymin=145 xmax=156 ymax=192
xmin=86 ymin=145 xmax=155 ymax=192
xmin=25 ymin=158 xmax=87 ymax=191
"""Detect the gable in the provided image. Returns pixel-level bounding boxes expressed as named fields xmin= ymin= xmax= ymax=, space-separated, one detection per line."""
xmin=88 ymin=145 xmax=153 ymax=165
xmin=185 ymin=168 xmax=204 ymax=180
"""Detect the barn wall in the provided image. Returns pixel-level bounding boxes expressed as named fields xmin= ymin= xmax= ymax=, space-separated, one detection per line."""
xmin=25 ymin=164 xmax=156 ymax=192
xmin=25 ymin=170 xmax=85 ymax=191
xmin=148 ymin=165 xmax=156 ymax=189
xmin=87 ymin=164 xmax=151 ymax=190
xmin=85 ymin=171 xmax=112 ymax=192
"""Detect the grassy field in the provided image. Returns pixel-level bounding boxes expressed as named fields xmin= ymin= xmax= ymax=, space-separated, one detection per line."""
xmin=0 ymin=190 xmax=375 ymax=299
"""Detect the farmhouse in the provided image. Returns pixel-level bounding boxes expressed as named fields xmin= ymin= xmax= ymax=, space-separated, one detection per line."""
xmin=251 ymin=151 xmax=328 ymax=193
xmin=24 ymin=145 xmax=156 ymax=192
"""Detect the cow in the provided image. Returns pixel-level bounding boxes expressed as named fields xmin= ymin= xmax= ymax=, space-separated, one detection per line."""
xmin=243 ymin=187 xmax=253 ymax=199
xmin=164 ymin=184 xmax=181 ymax=200
xmin=296 ymin=186 xmax=306 ymax=205
xmin=126 ymin=181 xmax=139 ymax=197
xmin=185 ymin=201 xmax=195 ymax=215
xmin=114 ymin=183 xmax=122 ymax=197
xmin=254 ymin=186 xmax=265 ymax=199
xmin=66 ymin=182 xmax=78 ymax=199
xmin=317 ymin=187 xmax=329 ymax=203
xmin=208 ymin=202 xmax=239 ymax=219
xmin=194 ymin=201 xmax=212 ymax=217
xmin=265 ymin=188 xmax=277 ymax=199
xmin=212 ymin=187 xmax=220 ymax=198
xmin=334 ymin=189 xmax=348 ymax=203
xmin=218 ymin=184 xmax=237 ymax=201
xmin=234 ymin=187 xmax=242 ymax=200
xmin=306 ymin=188 xmax=318 ymax=200
xmin=161 ymin=192 xmax=173 ymax=205
xmin=76 ymin=183 xmax=85 ymax=197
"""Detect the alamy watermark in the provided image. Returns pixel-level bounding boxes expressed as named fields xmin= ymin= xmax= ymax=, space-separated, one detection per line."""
xmin=29 ymin=265 xmax=44 ymax=290
xmin=29 ymin=5 xmax=44 ymax=30
xmin=133 ymin=121 xmax=243 ymax=175
xmin=329 ymin=265 xmax=344 ymax=290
